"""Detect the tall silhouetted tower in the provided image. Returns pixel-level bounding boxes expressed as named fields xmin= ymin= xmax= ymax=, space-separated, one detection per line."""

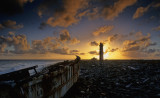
xmin=99 ymin=43 xmax=103 ymax=63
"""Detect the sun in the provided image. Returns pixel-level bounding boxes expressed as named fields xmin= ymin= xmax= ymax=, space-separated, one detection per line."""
xmin=104 ymin=52 xmax=109 ymax=59
xmin=103 ymin=46 xmax=109 ymax=59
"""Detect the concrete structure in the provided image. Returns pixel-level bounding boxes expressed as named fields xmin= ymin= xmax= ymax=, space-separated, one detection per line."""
xmin=99 ymin=43 xmax=103 ymax=64
xmin=0 ymin=57 xmax=80 ymax=98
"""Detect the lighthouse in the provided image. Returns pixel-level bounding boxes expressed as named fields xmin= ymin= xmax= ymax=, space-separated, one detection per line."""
xmin=99 ymin=42 xmax=103 ymax=65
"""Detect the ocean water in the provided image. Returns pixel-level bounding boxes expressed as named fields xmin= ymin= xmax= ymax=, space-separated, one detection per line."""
xmin=0 ymin=60 xmax=63 ymax=75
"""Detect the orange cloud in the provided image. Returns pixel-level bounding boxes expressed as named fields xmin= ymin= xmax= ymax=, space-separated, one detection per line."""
xmin=41 ymin=0 xmax=88 ymax=27
xmin=0 ymin=30 xmax=80 ymax=55
xmin=133 ymin=5 xmax=150 ymax=19
xmin=152 ymin=25 xmax=160 ymax=31
xmin=0 ymin=32 xmax=30 ymax=54
xmin=70 ymin=38 xmax=80 ymax=45
xmin=92 ymin=25 xmax=114 ymax=36
xmin=122 ymin=33 xmax=157 ymax=52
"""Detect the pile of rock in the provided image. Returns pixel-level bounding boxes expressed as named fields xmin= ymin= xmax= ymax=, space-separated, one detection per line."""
xmin=63 ymin=60 xmax=160 ymax=98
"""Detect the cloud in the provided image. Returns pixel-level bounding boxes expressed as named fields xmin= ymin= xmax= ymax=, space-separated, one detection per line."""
xmin=39 ymin=0 xmax=88 ymax=27
xmin=90 ymin=41 xmax=99 ymax=46
xmin=52 ymin=48 xmax=84 ymax=55
xmin=0 ymin=0 xmax=34 ymax=15
xmin=101 ymin=0 xmax=137 ymax=20
xmin=0 ymin=32 xmax=30 ymax=54
xmin=153 ymin=3 xmax=160 ymax=7
xmin=58 ymin=29 xmax=80 ymax=45
xmin=31 ymin=37 xmax=60 ymax=54
xmin=70 ymin=50 xmax=79 ymax=53
xmin=39 ymin=0 xmax=137 ymax=27
xmin=0 ymin=20 xmax=23 ymax=30
xmin=106 ymin=34 xmax=120 ymax=43
xmin=70 ymin=49 xmax=80 ymax=55
xmin=0 ymin=30 xmax=80 ymax=55
xmin=87 ymin=8 xmax=99 ymax=20
xmin=133 ymin=0 xmax=160 ymax=19
xmin=59 ymin=30 xmax=71 ymax=42
xmin=39 ymin=22 xmax=47 ymax=30
xmin=122 ymin=33 xmax=156 ymax=52
xmin=53 ymin=48 xmax=70 ymax=55
xmin=0 ymin=42 xmax=7 ymax=53
xmin=145 ymin=49 xmax=157 ymax=54
xmin=152 ymin=25 xmax=160 ymax=31
xmin=70 ymin=49 xmax=85 ymax=55
xmin=0 ymin=24 xmax=5 ymax=30
xmin=152 ymin=0 xmax=160 ymax=8
xmin=142 ymin=48 xmax=160 ymax=57
xmin=70 ymin=38 xmax=80 ymax=45
xmin=92 ymin=25 xmax=114 ymax=36
xmin=106 ymin=48 xmax=118 ymax=53
xmin=88 ymin=50 xmax=99 ymax=55
xmin=133 ymin=5 xmax=151 ymax=19
xmin=80 ymin=53 xmax=85 ymax=55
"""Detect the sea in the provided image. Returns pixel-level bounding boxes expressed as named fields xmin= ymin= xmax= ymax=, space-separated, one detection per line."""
xmin=0 ymin=60 xmax=63 ymax=75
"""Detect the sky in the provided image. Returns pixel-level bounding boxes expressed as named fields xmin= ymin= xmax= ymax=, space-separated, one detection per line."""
xmin=0 ymin=0 xmax=160 ymax=60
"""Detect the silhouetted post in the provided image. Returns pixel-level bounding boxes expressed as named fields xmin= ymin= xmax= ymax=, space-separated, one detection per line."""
xmin=99 ymin=43 xmax=103 ymax=65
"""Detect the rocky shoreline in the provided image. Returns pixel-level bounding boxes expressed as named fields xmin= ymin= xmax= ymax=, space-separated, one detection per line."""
xmin=63 ymin=60 xmax=160 ymax=98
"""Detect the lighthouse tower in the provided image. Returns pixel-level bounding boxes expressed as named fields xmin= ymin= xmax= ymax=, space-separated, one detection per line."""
xmin=99 ymin=42 xmax=103 ymax=65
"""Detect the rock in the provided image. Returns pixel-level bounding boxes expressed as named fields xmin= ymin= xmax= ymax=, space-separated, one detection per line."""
xmin=100 ymin=82 xmax=104 ymax=85
xmin=125 ymin=83 xmax=132 ymax=88
xmin=80 ymin=91 xmax=85 ymax=94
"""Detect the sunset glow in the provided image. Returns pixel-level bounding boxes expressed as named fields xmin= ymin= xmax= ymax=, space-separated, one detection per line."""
xmin=0 ymin=0 xmax=160 ymax=60
xmin=104 ymin=52 xmax=110 ymax=59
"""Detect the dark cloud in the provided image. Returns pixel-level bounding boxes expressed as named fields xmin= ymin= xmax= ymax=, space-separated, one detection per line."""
xmin=88 ymin=50 xmax=99 ymax=55
xmin=106 ymin=34 xmax=119 ymax=43
xmin=0 ymin=0 xmax=34 ymax=15
xmin=152 ymin=0 xmax=160 ymax=8
xmin=106 ymin=48 xmax=118 ymax=53
xmin=0 ymin=24 xmax=5 ymax=30
xmin=70 ymin=49 xmax=80 ymax=55
xmin=145 ymin=49 xmax=157 ymax=54
xmin=0 ymin=20 xmax=23 ymax=30
xmin=70 ymin=50 xmax=79 ymax=53
xmin=86 ymin=8 xmax=99 ymax=20
xmin=39 ymin=22 xmax=47 ymax=30
xmin=52 ymin=48 xmax=84 ymax=55
xmin=70 ymin=49 xmax=85 ymax=55
xmin=38 ymin=0 xmax=62 ymax=17
xmin=90 ymin=41 xmax=99 ymax=46
xmin=58 ymin=29 xmax=80 ymax=44
xmin=59 ymin=30 xmax=71 ymax=42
